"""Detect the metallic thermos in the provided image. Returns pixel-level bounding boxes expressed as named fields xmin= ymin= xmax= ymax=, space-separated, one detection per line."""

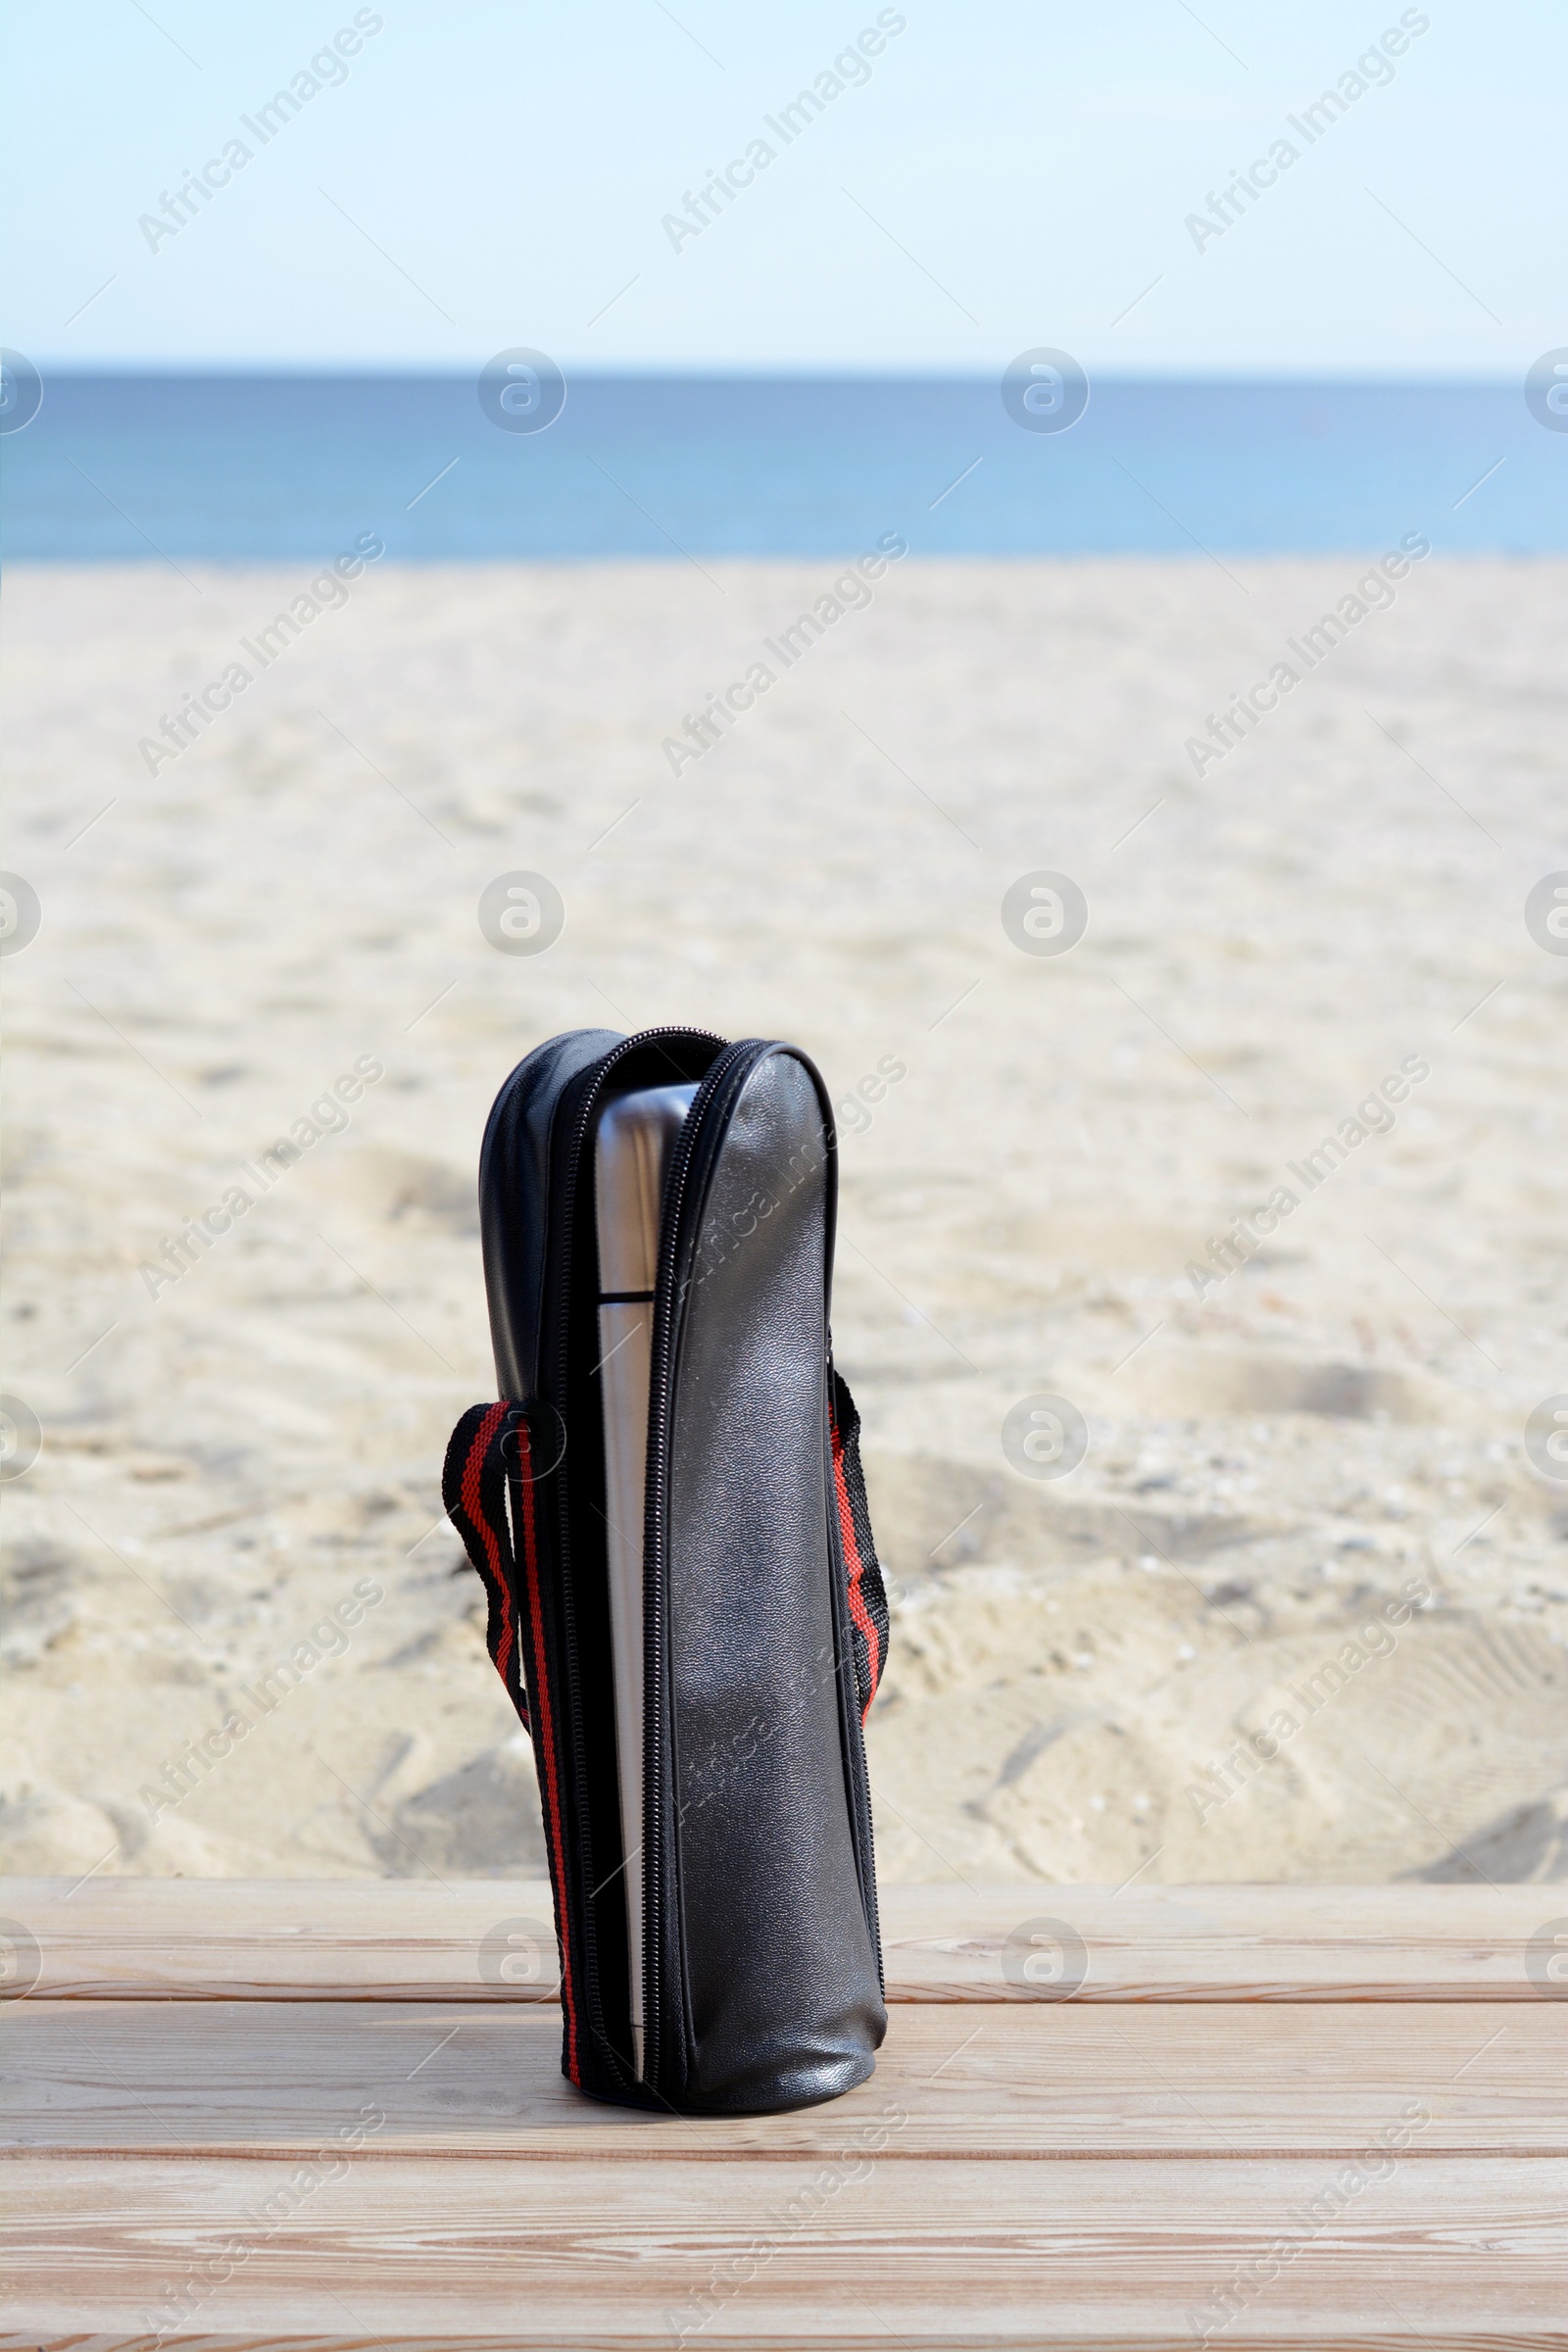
xmin=594 ymin=1081 xmax=697 ymax=2079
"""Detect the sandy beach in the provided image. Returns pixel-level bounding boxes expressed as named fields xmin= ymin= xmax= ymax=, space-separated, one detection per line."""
xmin=4 ymin=552 xmax=1566 ymax=1888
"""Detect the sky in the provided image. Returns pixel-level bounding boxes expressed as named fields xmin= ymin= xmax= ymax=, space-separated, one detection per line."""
xmin=4 ymin=0 xmax=1562 ymax=376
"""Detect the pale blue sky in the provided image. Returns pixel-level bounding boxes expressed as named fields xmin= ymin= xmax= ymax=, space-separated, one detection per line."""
xmin=5 ymin=0 xmax=1560 ymax=373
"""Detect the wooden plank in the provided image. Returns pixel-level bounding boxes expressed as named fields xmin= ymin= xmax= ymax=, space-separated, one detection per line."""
xmin=0 ymin=1874 xmax=564 ymax=2003
xmin=879 ymin=1884 xmax=1568 ymax=2006
xmin=4 ymin=2154 xmax=1564 ymax=2347
xmin=5 ymin=1877 xmax=1560 ymax=2002
xmin=3 ymin=1999 xmax=1561 ymax=2159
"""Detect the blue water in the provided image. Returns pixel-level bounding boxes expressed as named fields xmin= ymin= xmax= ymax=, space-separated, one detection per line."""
xmin=3 ymin=374 xmax=1561 ymax=561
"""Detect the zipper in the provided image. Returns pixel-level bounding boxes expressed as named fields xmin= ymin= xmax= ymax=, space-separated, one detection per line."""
xmin=639 ymin=1036 xmax=769 ymax=2095
xmin=539 ymin=1024 xmax=726 ymax=2099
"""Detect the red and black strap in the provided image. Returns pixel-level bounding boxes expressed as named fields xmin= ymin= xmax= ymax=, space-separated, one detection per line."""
xmin=829 ymin=1370 xmax=891 ymax=1721
xmin=442 ymin=1398 xmax=581 ymax=2083
xmin=443 ymin=1400 xmax=528 ymax=1731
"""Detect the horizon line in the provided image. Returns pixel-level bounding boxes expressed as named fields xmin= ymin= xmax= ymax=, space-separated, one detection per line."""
xmin=12 ymin=362 xmax=1531 ymax=388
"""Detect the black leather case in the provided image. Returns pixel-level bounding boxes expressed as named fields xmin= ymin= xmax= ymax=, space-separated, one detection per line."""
xmin=443 ymin=1027 xmax=889 ymax=2114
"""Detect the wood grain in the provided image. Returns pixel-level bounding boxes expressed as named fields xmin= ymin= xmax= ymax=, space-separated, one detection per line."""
xmin=3 ymin=1998 xmax=1560 ymax=2159
xmin=5 ymin=1876 xmax=1559 ymax=2001
xmin=6 ymin=1880 xmax=1566 ymax=2346
xmin=5 ymin=2153 xmax=1564 ymax=2347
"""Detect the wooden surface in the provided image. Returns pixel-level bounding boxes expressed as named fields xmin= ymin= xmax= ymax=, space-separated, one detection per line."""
xmin=6 ymin=2156 xmax=1565 ymax=2348
xmin=3 ymin=1879 xmax=1566 ymax=2348
xmin=5 ymin=1999 xmax=1564 ymax=2158
xmin=4 ymin=1874 xmax=1559 ymax=2000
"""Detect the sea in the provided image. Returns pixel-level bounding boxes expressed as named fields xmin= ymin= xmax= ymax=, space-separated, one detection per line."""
xmin=3 ymin=373 xmax=1562 ymax=562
